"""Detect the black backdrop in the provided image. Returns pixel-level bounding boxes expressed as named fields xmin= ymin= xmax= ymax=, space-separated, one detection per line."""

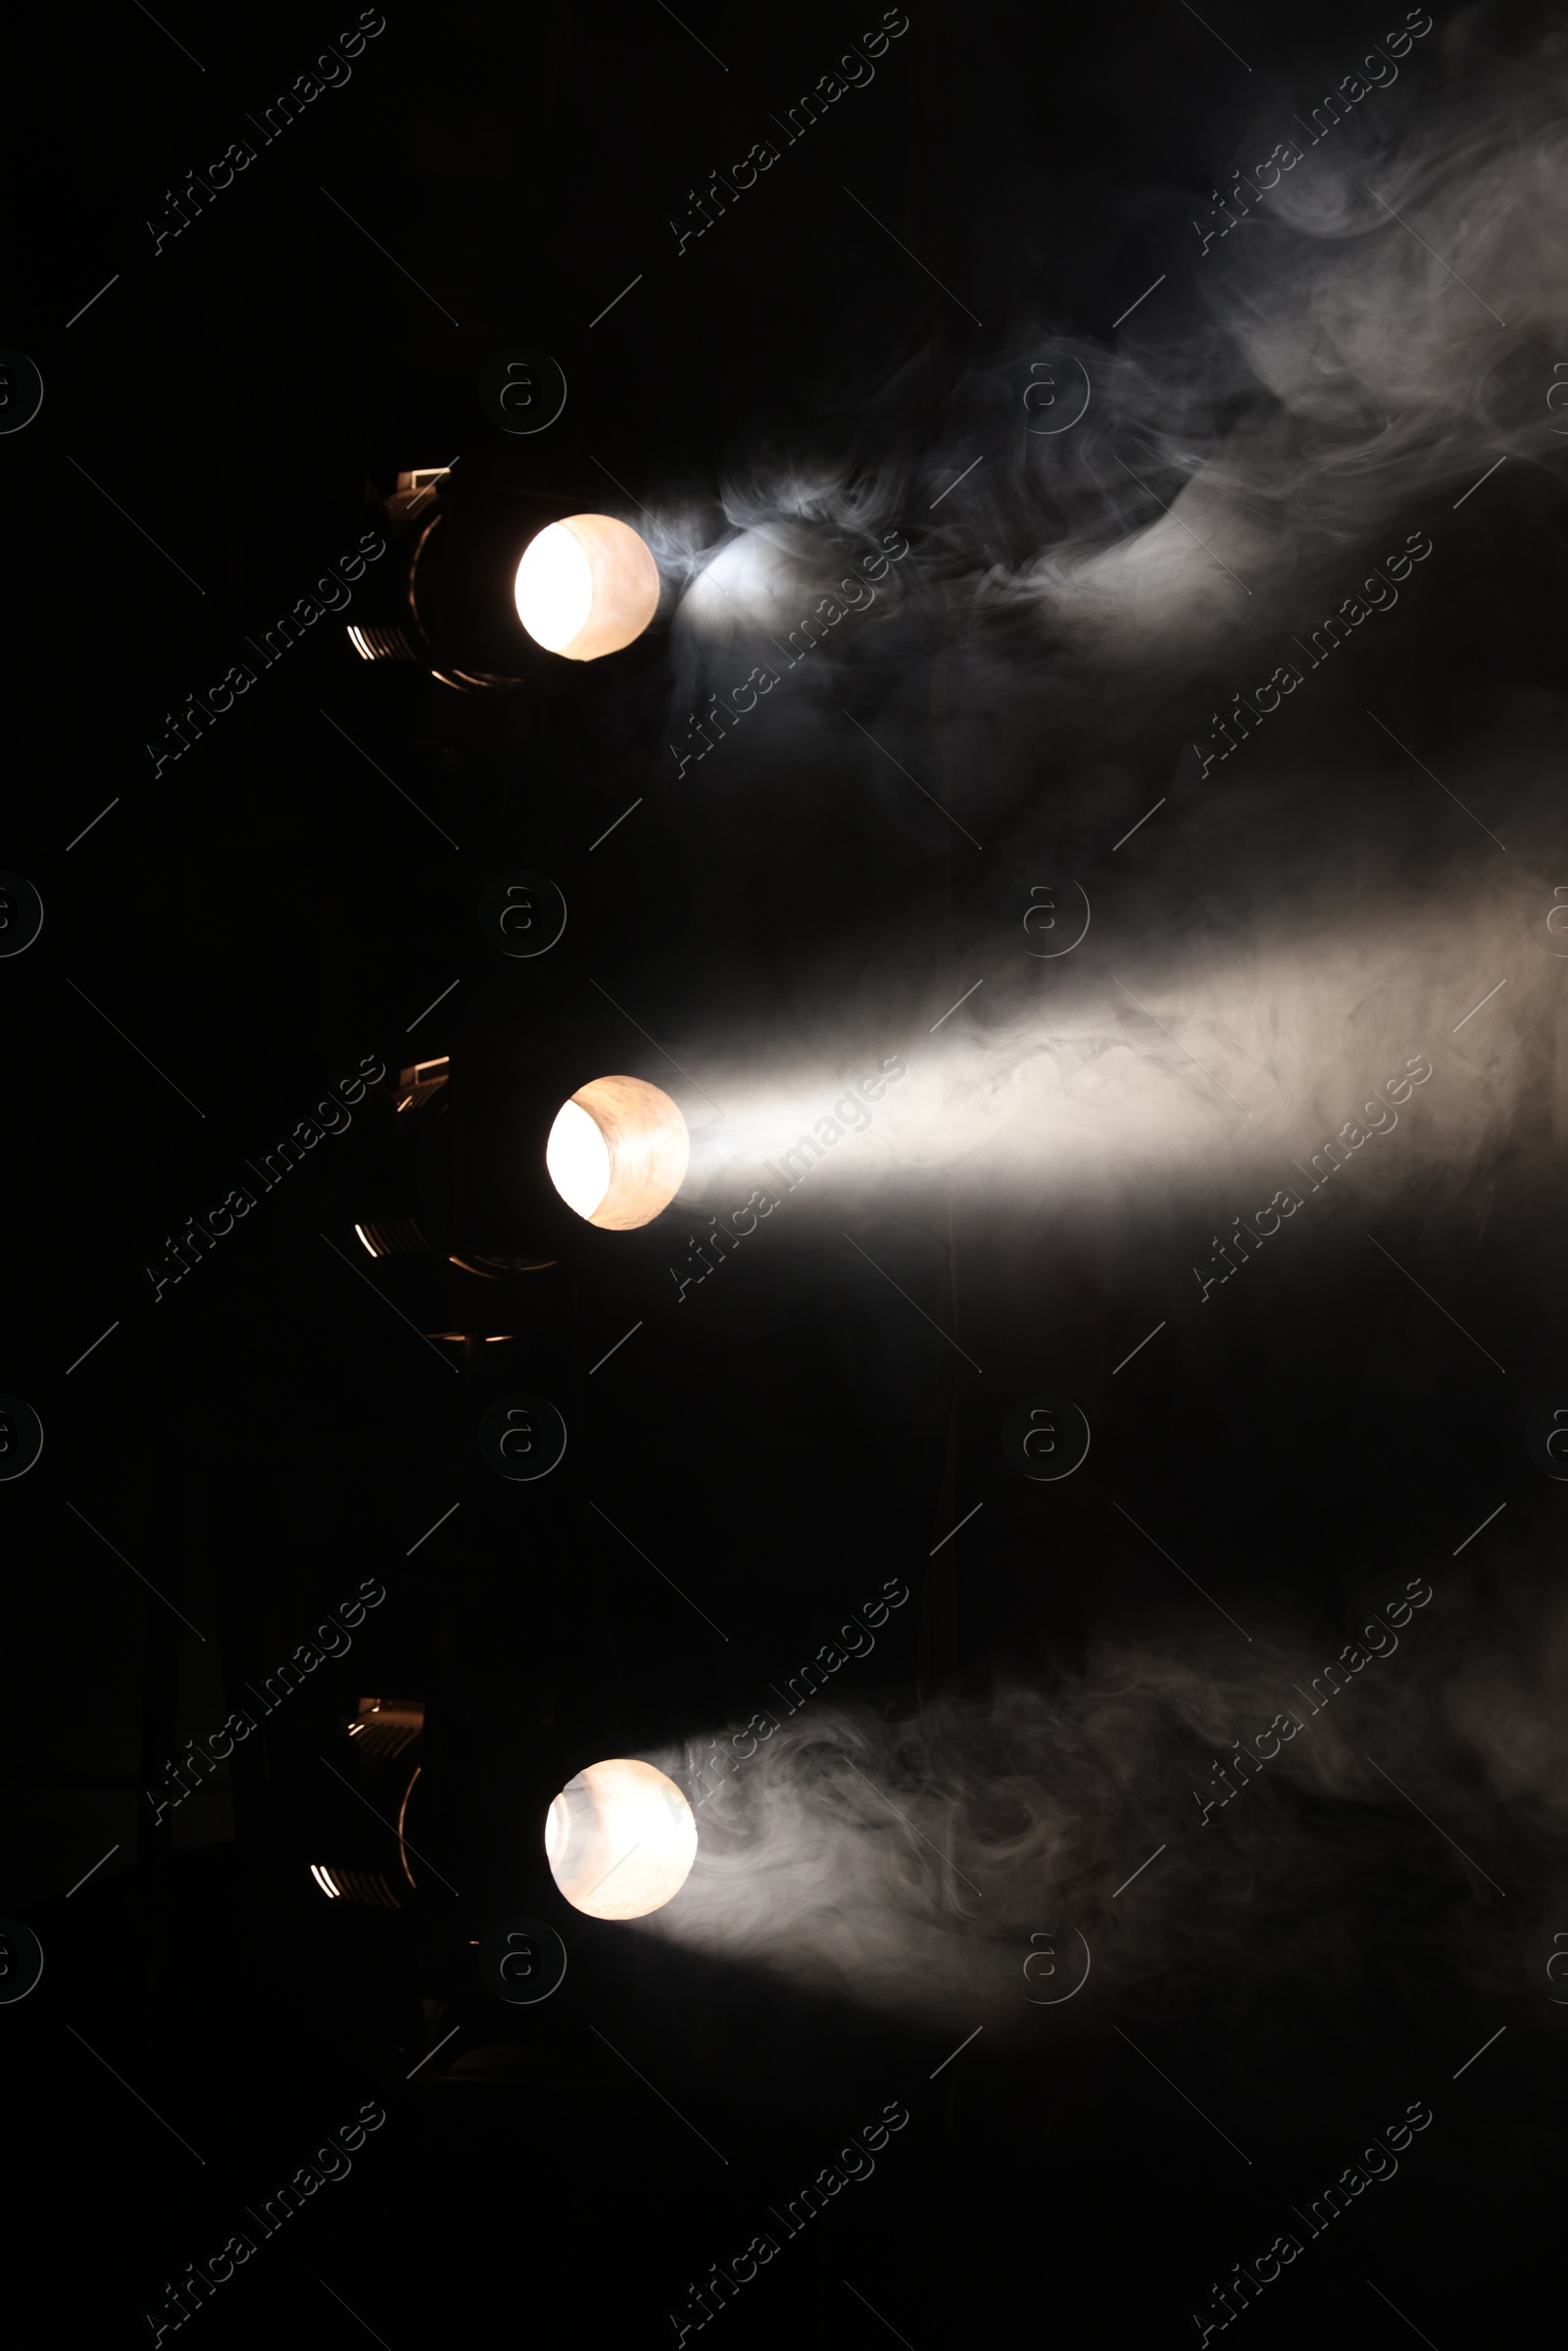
xmin=5 ymin=2 xmax=1566 ymax=2344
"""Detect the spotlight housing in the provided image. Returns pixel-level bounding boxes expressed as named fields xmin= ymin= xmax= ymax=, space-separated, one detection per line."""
xmin=310 ymin=1698 xmax=426 ymax=1908
xmin=345 ymin=472 xmax=663 ymax=690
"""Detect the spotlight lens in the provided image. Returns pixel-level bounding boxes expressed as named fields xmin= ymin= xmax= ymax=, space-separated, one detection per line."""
xmin=513 ymin=514 xmax=660 ymax=661
xmin=545 ymin=1098 xmax=613 ymax=1221
xmin=545 ymin=1757 xmax=697 ymax=1920
xmin=545 ymin=1075 xmax=689 ymax=1231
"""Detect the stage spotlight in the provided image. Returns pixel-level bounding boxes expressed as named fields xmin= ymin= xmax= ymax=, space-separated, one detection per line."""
xmin=513 ymin=514 xmax=661 ymax=661
xmin=545 ymin=1757 xmax=697 ymax=1921
xmin=350 ymin=1055 xmax=690 ymax=1357
xmin=346 ymin=476 xmax=662 ymax=689
xmin=545 ymin=1076 xmax=689 ymax=1230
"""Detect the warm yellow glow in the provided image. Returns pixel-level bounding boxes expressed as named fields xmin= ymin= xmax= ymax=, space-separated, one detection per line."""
xmin=546 ymin=1075 xmax=689 ymax=1230
xmin=545 ymin=1757 xmax=698 ymax=1921
xmin=514 ymin=514 xmax=660 ymax=661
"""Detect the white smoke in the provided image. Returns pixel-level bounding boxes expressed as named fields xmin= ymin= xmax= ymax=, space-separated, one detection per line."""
xmin=657 ymin=19 xmax=1568 ymax=676
xmin=613 ymin=19 xmax=1568 ymax=2045
xmin=673 ymin=844 xmax=1552 ymax=1234
xmin=641 ymin=1566 xmax=1564 ymax=2032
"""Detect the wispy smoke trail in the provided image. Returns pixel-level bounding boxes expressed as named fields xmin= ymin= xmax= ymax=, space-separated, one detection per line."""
xmin=620 ymin=24 xmax=1568 ymax=1255
xmin=644 ymin=1566 xmax=1562 ymax=2032
xmin=614 ymin=17 xmax=1568 ymax=2059
xmin=658 ymin=21 xmax=1568 ymax=678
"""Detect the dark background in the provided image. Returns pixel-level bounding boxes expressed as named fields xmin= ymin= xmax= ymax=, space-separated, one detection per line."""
xmin=3 ymin=1 xmax=1564 ymax=2343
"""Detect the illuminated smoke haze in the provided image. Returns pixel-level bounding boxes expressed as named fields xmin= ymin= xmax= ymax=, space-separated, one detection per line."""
xmin=613 ymin=27 xmax=1568 ymax=1247
xmin=640 ymin=1573 xmax=1562 ymax=2033
xmin=608 ymin=23 xmax=1568 ymax=2038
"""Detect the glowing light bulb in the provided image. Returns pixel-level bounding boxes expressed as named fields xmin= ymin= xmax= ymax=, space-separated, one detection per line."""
xmin=545 ymin=1075 xmax=689 ymax=1230
xmin=545 ymin=1098 xmax=613 ymax=1221
xmin=513 ymin=514 xmax=660 ymax=661
xmin=514 ymin=523 xmax=594 ymax=652
xmin=545 ymin=1757 xmax=698 ymax=1920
